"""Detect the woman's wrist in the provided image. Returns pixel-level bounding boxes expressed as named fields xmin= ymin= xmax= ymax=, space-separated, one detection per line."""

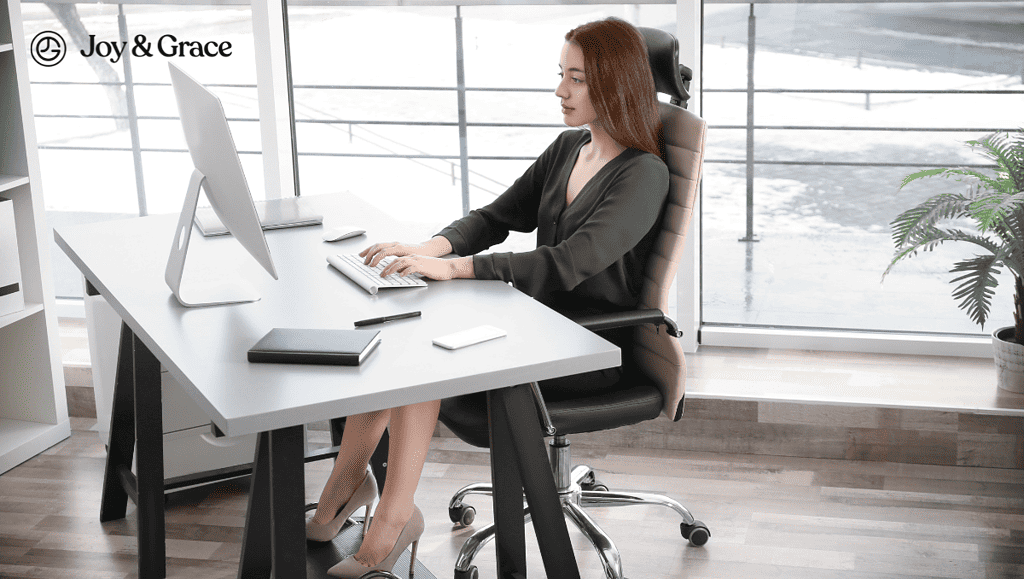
xmin=447 ymin=256 xmax=475 ymax=279
xmin=428 ymin=235 xmax=454 ymax=257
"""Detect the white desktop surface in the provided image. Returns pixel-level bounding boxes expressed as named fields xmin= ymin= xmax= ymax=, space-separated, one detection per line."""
xmin=55 ymin=192 xmax=620 ymax=438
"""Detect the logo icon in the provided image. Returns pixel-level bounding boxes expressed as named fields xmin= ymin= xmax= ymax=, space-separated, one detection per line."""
xmin=30 ymin=31 xmax=66 ymax=67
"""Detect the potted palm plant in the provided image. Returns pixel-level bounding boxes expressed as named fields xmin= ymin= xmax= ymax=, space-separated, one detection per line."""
xmin=884 ymin=129 xmax=1024 ymax=393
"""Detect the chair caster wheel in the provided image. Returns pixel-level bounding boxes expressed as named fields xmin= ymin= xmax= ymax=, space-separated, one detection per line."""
xmin=454 ymin=565 xmax=479 ymax=579
xmin=449 ymin=504 xmax=476 ymax=527
xmin=681 ymin=520 xmax=710 ymax=546
xmin=581 ymin=478 xmax=608 ymax=492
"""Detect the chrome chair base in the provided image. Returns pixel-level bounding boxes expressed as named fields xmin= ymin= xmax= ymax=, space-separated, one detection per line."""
xmin=447 ymin=435 xmax=709 ymax=579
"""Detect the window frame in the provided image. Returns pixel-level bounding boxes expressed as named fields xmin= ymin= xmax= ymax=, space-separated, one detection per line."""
xmin=680 ymin=0 xmax=1000 ymax=358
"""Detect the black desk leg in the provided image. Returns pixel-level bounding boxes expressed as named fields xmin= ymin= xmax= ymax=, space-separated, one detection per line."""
xmin=487 ymin=389 xmax=526 ymax=579
xmin=271 ymin=426 xmax=307 ymax=578
xmin=99 ymin=322 xmax=166 ymax=579
xmin=134 ymin=331 xmax=165 ymax=579
xmin=99 ymin=322 xmax=137 ymax=522
xmin=488 ymin=385 xmax=581 ymax=579
xmin=238 ymin=427 xmax=307 ymax=579
xmin=238 ymin=432 xmax=272 ymax=579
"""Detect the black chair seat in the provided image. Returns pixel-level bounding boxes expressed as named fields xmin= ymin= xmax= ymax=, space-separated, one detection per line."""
xmin=439 ymin=378 xmax=664 ymax=449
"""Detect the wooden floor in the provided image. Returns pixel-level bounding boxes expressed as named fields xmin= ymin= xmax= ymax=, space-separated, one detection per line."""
xmin=1 ymin=418 xmax=1022 ymax=579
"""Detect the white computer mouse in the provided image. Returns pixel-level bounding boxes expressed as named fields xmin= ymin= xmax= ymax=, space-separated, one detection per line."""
xmin=322 ymin=226 xmax=366 ymax=242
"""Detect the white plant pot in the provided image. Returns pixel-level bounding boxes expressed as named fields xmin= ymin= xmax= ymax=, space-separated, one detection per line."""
xmin=992 ymin=326 xmax=1024 ymax=394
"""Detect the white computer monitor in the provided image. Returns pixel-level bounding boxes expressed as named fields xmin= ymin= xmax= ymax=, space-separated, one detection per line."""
xmin=164 ymin=62 xmax=279 ymax=307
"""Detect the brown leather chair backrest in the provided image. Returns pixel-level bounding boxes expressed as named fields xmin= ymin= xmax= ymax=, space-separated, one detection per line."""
xmin=633 ymin=101 xmax=707 ymax=421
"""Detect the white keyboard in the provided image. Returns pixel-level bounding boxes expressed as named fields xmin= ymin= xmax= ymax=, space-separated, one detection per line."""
xmin=327 ymin=253 xmax=427 ymax=295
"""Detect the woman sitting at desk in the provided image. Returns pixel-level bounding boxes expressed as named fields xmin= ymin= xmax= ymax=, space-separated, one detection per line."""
xmin=309 ymin=16 xmax=669 ymax=578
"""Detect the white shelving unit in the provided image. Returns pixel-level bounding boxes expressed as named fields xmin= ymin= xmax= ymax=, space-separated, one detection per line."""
xmin=0 ymin=0 xmax=70 ymax=475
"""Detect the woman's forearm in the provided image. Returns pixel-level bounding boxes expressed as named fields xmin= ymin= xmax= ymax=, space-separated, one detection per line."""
xmin=427 ymin=236 xmax=454 ymax=257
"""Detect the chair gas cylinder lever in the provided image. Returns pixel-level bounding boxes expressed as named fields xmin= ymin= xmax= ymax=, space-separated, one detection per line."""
xmin=528 ymin=381 xmax=557 ymax=436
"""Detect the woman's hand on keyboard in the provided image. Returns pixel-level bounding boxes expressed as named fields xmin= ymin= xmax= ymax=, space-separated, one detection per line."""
xmin=360 ymin=237 xmax=453 ymax=268
xmin=379 ymin=255 xmax=475 ymax=281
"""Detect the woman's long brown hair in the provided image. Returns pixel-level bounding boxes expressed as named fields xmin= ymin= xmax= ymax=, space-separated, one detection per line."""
xmin=565 ymin=18 xmax=663 ymax=159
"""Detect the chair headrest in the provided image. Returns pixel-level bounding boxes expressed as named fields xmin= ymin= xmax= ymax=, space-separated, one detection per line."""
xmin=638 ymin=26 xmax=692 ymax=108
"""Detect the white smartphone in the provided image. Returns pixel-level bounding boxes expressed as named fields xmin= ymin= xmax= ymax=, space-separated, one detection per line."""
xmin=433 ymin=325 xmax=507 ymax=350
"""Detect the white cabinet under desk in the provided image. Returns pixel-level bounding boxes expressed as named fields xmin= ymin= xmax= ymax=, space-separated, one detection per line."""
xmin=86 ymin=285 xmax=256 ymax=483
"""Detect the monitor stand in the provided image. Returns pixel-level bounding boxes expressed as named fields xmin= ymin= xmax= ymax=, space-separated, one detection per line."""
xmin=165 ymin=168 xmax=261 ymax=307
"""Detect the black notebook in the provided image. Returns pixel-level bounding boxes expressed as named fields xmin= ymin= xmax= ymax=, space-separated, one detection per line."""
xmin=247 ymin=328 xmax=381 ymax=366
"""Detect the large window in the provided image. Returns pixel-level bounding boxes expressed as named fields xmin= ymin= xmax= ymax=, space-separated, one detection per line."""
xmin=34 ymin=0 xmax=1024 ymax=350
xmin=701 ymin=1 xmax=1024 ymax=336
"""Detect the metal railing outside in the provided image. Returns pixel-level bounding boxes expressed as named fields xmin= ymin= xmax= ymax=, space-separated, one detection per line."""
xmin=30 ymin=1 xmax=1024 ymax=228
xmin=707 ymin=3 xmax=1024 ymax=242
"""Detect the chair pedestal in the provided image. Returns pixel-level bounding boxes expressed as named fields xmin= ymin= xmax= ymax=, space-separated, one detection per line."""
xmin=447 ymin=435 xmax=707 ymax=579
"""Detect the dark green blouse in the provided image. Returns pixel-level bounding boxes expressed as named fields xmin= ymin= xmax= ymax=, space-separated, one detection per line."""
xmin=437 ymin=129 xmax=670 ymax=320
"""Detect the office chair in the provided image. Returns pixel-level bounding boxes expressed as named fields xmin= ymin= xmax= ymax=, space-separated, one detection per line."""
xmin=436 ymin=26 xmax=709 ymax=579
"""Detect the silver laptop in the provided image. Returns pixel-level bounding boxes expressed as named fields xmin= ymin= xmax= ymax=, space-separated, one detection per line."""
xmin=195 ymin=196 xmax=323 ymax=237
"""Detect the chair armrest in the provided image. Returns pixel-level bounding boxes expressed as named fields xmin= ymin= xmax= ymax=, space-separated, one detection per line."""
xmin=569 ymin=309 xmax=683 ymax=338
xmin=529 ymin=310 xmax=683 ymax=436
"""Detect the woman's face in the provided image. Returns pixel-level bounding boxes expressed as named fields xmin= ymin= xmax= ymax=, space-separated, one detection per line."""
xmin=556 ymin=42 xmax=597 ymax=128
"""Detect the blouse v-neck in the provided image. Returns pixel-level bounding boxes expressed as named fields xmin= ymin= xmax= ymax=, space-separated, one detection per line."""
xmin=563 ymin=133 xmax=625 ymax=210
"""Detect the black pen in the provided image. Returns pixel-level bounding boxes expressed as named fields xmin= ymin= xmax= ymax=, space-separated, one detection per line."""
xmin=354 ymin=311 xmax=422 ymax=327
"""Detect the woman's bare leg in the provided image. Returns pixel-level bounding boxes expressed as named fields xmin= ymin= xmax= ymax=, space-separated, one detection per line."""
xmin=311 ymin=408 xmax=391 ymax=524
xmin=353 ymin=399 xmax=440 ymax=566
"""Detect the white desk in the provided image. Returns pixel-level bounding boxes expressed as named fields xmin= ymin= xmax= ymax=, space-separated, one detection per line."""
xmin=55 ymin=192 xmax=620 ymax=579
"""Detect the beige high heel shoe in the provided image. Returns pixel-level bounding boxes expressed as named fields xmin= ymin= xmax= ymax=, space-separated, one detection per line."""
xmin=327 ymin=505 xmax=424 ymax=578
xmin=306 ymin=469 xmax=378 ymax=542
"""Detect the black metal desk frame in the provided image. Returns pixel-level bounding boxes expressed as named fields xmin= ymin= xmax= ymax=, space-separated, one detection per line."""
xmin=99 ymin=322 xmax=584 ymax=579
